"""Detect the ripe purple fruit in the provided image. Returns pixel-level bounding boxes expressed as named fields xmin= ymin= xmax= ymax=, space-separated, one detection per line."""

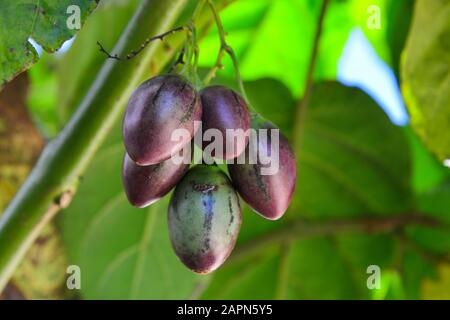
xmin=168 ymin=165 xmax=242 ymax=274
xmin=228 ymin=114 xmax=296 ymax=220
xmin=122 ymin=153 xmax=189 ymax=208
xmin=123 ymin=74 xmax=202 ymax=166
xmin=200 ymin=86 xmax=250 ymax=160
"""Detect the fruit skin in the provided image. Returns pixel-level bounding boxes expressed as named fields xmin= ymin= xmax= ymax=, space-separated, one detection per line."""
xmin=228 ymin=114 xmax=296 ymax=220
xmin=123 ymin=74 xmax=202 ymax=166
xmin=200 ymin=86 xmax=250 ymax=160
xmin=168 ymin=165 xmax=242 ymax=274
xmin=122 ymin=153 xmax=189 ymax=208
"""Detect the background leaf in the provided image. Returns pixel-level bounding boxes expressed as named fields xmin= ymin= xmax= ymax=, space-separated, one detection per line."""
xmin=402 ymin=0 xmax=450 ymax=160
xmin=0 ymin=0 xmax=98 ymax=86
xmin=200 ymin=81 xmax=424 ymax=299
xmin=60 ymin=123 xmax=206 ymax=299
xmin=296 ymin=82 xmax=412 ymax=218
xmin=0 ymin=74 xmax=66 ymax=299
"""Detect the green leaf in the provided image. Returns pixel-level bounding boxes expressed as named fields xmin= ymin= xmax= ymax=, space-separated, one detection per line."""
xmin=57 ymin=0 xmax=140 ymax=122
xmin=0 ymin=74 xmax=67 ymax=299
xmin=422 ymin=264 xmax=450 ymax=299
xmin=27 ymin=54 xmax=59 ymax=137
xmin=296 ymin=82 xmax=412 ymax=218
xmin=200 ymin=81 xmax=415 ymax=299
xmin=0 ymin=0 xmax=98 ymax=86
xmin=245 ymin=78 xmax=297 ymax=138
xmin=406 ymin=179 xmax=450 ymax=255
xmin=202 ymin=233 xmax=395 ymax=299
xmin=385 ymin=0 xmax=415 ymax=80
xmin=404 ymin=126 xmax=449 ymax=193
xmin=278 ymin=238 xmax=359 ymax=299
xmin=201 ymin=247 xmax=280 ymax=299
xmin=60 ymin=125 xmax=205 ymax=299
xmin=403 ymin=250 xmax=436 ymax=299
xmin=401 ymin=0 xmax=450 ymax=160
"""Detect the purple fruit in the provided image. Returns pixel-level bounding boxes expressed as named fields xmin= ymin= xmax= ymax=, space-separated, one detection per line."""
xmin=123 ymin=74 xmax=202 ymax=166
xmin=228 ymin=114 xmax=296 ymax=220
xmin=200 ymin=86 xmax=250 ymax=160
xmin=122 ymin=153 xmax=189 ymax=208
xmin=168 ymin=165 xmax=242 ymax=274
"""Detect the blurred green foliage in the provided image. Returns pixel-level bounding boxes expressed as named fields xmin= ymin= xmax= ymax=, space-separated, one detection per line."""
xmin=4 ymin=0 xmax=450 ymax=299
xmin=402 ymin=0 xmax=450 ymax=161
xmin=0 ymin=0 xmax=98 ymax=86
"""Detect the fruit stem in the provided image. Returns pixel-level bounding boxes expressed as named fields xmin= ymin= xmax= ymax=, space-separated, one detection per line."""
xmin=179 ymin=1 xmax=205 ymax=88
xmin=203 ymin=0 xmax=254 ymax=110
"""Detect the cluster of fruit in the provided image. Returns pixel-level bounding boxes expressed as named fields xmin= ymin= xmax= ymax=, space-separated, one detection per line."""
xmin=122 ymin=74 xmax=296 ymax=273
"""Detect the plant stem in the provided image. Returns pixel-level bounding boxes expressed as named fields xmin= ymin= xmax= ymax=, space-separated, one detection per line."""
xmin=0 ymin=0 xmax=236 ymax=293
xmin=178 ymin=0 xmax=205 ymax=83
xmin=0 ymin=0 xmax=191 ymax=293
xmin=293 ymin=0 xmax=330 ymax=149
xmin=204 ymin=0 xmax=250 ymax=105
xmin=97 ymin=26 xmax=187 ymax=61
xmin=230 ymin=213 xmax=446 ymax=263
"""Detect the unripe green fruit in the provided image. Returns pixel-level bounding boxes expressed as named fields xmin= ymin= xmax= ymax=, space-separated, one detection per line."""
xmin=168 ymin=165 xmax=242 ymax=274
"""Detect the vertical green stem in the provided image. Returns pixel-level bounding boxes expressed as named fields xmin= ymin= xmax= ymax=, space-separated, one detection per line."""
xmin=0 ymin=0 xmax=189 ymax=292
xmin=178 ymin=1 xmax=205 ymax=81
xmin=293 ymin=0 xmax=330 ymax=149
xmin=204 ymin=0 xmax=251 ymax=107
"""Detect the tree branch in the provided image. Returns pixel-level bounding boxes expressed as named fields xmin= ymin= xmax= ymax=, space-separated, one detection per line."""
xmin=96 ymin=26 xmax=187 ymax=61
xmin=230 ymin=213 xmax=446 ymax=263
xmin=293 ymin=0 xmax=330 ymax=149
xmin=0 ymin=0 xmax=191 ymax=293
xmin=396 ymin=233 xmax=450 ymax=265
xmin=0 ymin=0 xmax=236 ymax=294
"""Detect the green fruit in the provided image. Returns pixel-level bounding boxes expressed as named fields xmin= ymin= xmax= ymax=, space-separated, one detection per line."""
xmin=168 ymin=165 xmax=242 ymax=274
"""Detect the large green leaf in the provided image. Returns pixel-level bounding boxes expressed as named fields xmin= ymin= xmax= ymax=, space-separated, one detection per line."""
xmin=405 ymin=178 xmax=450 ymax=256
xmin=402 ymin=0 xmax=450 ymax=160
xmin=385 ymin=0 xmax=414 ymax=80
xmin=0 ymin=0 xmax=98 ymax=87
xmin=296 ymin=82 xmax=412 ymax=218
xmin=422 ymin=264 xmax=450 ymax=299
xmin=201 ymin=231 xmax=397 ymax=299
xmin=404 ymin=126 xmax=449 ymax=193
xmin=60 ymin=124 xmax=205 ymax=299
xmin=201 ymin=81 xmax=416 ymax=299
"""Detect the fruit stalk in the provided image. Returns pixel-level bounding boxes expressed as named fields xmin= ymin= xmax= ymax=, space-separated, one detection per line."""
xmin=203 ymin=0 xmax=251 ymax=107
